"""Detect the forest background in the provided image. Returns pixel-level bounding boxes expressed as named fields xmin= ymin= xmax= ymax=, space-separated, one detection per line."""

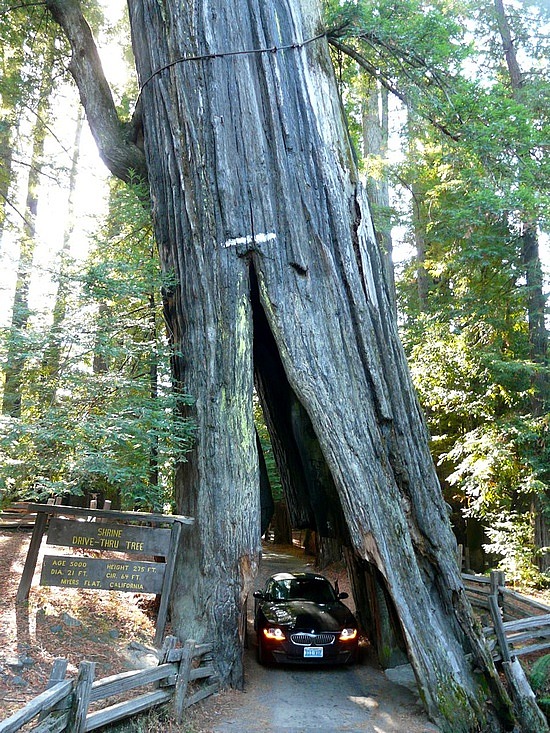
xmin=0 ymin=0 xmax=549 ymax=587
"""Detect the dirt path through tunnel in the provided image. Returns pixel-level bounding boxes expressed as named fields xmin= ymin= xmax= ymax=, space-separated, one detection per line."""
xmin=203 ymin=543 xmax=441 ymax=733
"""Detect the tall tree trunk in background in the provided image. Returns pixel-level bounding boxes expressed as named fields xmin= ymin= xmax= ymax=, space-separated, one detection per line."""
xmin=41 ymin=109 xmax=84 ymax=404
xmin=92 ymin=302 xmax=110 ymax=375
xmin=2 ymin=45 xmax=55 ymax=417
xmin=494 ymin=0 xmax=549 ymax=570
xmin=411 ymin=186 xmax=430 ymax=312
xmin=0 ymin=116 xmax=14 ymax=240
xmin=148 ymin=290 xmax=160 ymax=494
xmin=494 ymin=0 xmax=548 ymax=393
xmin=406 ymin=114 xmax=430 ymax=312
xmin=362 ymin=80 xmax=395 ymax=312
xmin=494 ymin=0 xmax=523 ymax=91
xmin=48 ymin=0 xmax=517 ymax=729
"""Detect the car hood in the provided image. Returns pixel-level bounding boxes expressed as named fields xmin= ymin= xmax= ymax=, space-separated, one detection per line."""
xmin=261 ymin=601 xmax=356 ymax=631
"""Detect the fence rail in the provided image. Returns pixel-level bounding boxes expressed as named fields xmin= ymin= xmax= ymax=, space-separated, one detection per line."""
xmin=0 ymin=637 xmax=218 ymax=733
xmin=484 ymin=614 xmax=550 ymax=661
xmin=463 ymin=572 xmax=550 ymax=621
xmin=462 ymin=570 xmax=550 ymax=659
xmin=477 ymin=571 xmax=550 ymax=732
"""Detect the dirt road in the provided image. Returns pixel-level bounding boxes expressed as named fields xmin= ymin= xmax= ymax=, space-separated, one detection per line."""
xmin=206 ymin=545 xmax=440 ymax=733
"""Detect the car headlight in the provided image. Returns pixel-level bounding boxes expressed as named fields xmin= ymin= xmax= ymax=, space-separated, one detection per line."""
xmin=263 ymin=627 xmax=286 ymax=641
xmin=339 ymin=628 xmax=358 ymax=641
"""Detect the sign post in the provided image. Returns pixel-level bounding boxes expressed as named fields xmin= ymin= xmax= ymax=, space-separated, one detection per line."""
xmin=16 ymin=503 xmax=194 ymax=645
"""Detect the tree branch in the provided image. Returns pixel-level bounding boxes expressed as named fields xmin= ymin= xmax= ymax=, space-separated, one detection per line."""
xmin=45 ymin=0 xmax=147 ymax=184
xmin=328 ymin=36 xmax=461 ymax=143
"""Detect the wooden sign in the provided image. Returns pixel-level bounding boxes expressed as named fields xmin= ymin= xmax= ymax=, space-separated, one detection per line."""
xmin=47 ymin=518 xmax=171 ymax=555
xmin=41 ymin=555 xmax=166 ymax=593
xmin=16 ymin=503 xmax=194 ymax=645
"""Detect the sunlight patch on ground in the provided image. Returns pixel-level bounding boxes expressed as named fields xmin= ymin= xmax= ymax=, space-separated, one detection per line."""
xmin=262 ymin=551 xmax=296 ymax=561
xmin=373 ymin=717 xmax=402 ymax=733
xmin=349 ymin=695 xmax=380 ymax=709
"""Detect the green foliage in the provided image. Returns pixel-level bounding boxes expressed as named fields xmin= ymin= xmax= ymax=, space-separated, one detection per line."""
xmin=0 ymin=180 xmax=194 ymax=511
xmin=253 ymin=397 xmax=282 ymax=501
xmin=325 ymin=0 xmax=550 ymax=582
xmin=483 ymin=512 xmax=544 ymax=586
xmin=325 ymin=0 xmax=477 ymax=139
xmin=0 ymin=376 xmax=193 ymax=511
xmin=410 ymin=318 xmax=549 ymax=581
xmin=527 ymin=652 xmax=550 ymax=717
xmin=530 ymin=654 xmax=550 ymax=694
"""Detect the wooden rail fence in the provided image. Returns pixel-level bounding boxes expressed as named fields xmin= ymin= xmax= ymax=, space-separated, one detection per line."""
xmin=486 ymin=614 xmax=550 ymax=661
xmin=2 ymin=518 xmax=549 ymax=730
xmin=462 ymin=570 xmax=550 ymax=659
xmin=463 ymin=571 xmax=550 ymax=621
xmin=478 ymin=571 xmax=550 ymax=732
xmin=0 ymin=636 xmax=218 ymax=733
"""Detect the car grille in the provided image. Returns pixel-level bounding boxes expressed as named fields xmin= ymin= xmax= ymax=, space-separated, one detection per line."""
xmin=290 ymin=632 xmax=335 ymax=646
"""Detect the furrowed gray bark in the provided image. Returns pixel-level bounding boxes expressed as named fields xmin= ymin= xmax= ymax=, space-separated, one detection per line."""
xmin=125 ymin=1 xmax=514 ymax=728
xmin=47 ymin=0 xmax=518 ymax=728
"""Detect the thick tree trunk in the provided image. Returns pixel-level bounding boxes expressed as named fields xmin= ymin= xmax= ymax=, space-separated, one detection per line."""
xmin=271 ymin=500 xmax=292 ymax=545
xmin=125 ymin=1 xmax=514 ymax=729
xmin=346 ymin=549 xmax=408 ymax=668
xmin=147 ymin=291 xmax=160 ymax=495
xmin=49 ymin=0 xmax=516 ymax=728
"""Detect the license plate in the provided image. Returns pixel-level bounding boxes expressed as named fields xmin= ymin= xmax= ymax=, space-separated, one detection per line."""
xmin=304 ymin=647 xmax=323 ymax=658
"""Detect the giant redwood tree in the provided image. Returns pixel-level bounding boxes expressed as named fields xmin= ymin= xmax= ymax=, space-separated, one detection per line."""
xmin=40 ymin=0 xmax=528 ymax=730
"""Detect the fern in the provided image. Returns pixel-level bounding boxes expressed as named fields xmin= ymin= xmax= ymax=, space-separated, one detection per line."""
xmin=529 ymin=654 xmax=550 ymax=692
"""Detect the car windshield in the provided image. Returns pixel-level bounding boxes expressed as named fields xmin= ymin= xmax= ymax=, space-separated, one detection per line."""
xmin=268 ymin=577 xmax=338 ymax=604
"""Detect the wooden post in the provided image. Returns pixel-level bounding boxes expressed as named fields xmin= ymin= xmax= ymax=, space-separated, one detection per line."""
xmin=158 ymin=635 xmax=178 ymax=675
xmin=46 ymin=658 xmax=68 ymax=688
xmin=489 ymin=570 xmax=509 ymax=662
xmin=503 ymin=658 xmax=550 ymax=733
xmin=489 ymin=573 xmax=549 ymax=732
xmin=16 ymin=509 xmax=48 ymax=603
xmin=489 ymin=595 xmax=511 ymax=663
xmin=37 ymin=659 xmax=69 ymax=722
xmin=490 ymin=570 xmax=505 ymax=598
xmin=173 ymin=639 xmax=195 ymax=722
xmin=154 ymin=520 xmax=182 ymax=646
xmin=154 ymin=635 xmax=179 ymax=701
xmin=67 ymin=661 xmax=95 ymax=733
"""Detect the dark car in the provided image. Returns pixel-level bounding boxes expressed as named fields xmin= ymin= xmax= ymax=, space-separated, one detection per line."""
xmin=253 ymin=571 xmax=359 ymax=665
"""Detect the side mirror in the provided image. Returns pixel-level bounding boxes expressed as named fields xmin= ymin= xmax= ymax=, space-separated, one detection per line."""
xmin=338 ymin=592 xmax=349 ymax=600
xmin=253 ymin=590 xmax=264 ymax=600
